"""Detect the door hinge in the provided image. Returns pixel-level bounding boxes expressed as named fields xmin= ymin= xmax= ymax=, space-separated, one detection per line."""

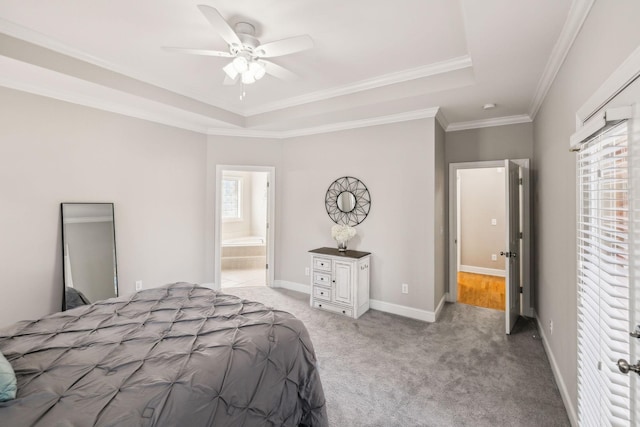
xmin=267 ymin=181 xmax=270 ymax=188
xmin=519 ymin=287 xmax=523 ymax=294
xmin=266 ymin=263 xmax=268 ymax=269
xmin=519 ymin=178 xmax=523 ymax=185
xmin=519 ymin=232 xmax=523 ymax=239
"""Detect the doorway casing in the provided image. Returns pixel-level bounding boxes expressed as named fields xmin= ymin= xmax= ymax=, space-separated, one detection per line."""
xmin=448 ymin=159 xmax=533 ymax=318
xmin=214 ymin=165 xmax=275 ymax=290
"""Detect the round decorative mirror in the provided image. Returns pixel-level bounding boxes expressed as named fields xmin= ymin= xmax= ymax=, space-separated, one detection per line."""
xmin=325 ymin=176 xmax=371 ymax=226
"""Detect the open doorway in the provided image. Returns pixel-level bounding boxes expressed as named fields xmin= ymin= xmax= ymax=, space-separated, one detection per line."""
xmin=456 ymin=167 xmax=507 ymax=311
xmin=448 ymin=159 xmax=531 ymax=334
xmin=215 ymin=165 xmax=275 ymax=290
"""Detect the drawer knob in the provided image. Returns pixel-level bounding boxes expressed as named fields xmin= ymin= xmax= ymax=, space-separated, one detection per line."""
xmin=342 ymin=310 xmax=346 ymax=314
xmin=320 ymin=292 xmax=324 ymax=295
xmin=319 ymin=304 xmax=322 ymax=307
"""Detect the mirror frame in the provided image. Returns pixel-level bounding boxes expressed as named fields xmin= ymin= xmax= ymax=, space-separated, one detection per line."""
xmin=325 ymin=176 xmax=371 ymax=226
xmin=60 ymin=202 xmax=118 ymax=311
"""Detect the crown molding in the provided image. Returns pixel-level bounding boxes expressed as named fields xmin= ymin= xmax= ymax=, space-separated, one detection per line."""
xmin=0 ymin=76 xmax=212 ymax=134
xmin=435 ymin=109 xmax=450 ymax=131
xmin=0 ymin=17 xmax=246 ymax=116
xmin=446 ymin=114 xmax=532 ymax=132
xmin=528 ymin=0 xmax=595 ymax=119
xmin=208 ymin=107 xmax=441 ymax=139
xmin=244 ymin=56 xmax=472 ymax=116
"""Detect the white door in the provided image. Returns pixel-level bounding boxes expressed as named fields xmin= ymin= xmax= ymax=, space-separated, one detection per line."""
xmin=504 ymin=159 xmax=520 ymax=334
xmin=333 ymin=261 xmax=352 ymax=304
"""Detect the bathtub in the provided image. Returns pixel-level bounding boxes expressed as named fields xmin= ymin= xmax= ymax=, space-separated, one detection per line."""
xmin=222 ymin=236 xmax=265 ymax=247
xmin=221 ymin=236 xmax=266 ymax=270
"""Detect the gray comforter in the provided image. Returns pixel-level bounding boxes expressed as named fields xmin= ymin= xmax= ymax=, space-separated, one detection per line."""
xmin=0 ymin=283 xmax=327 ymax=426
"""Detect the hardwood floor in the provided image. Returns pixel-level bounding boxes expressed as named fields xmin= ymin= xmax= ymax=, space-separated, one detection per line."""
xmin=457 ymin=271 xmax=505 ymax=311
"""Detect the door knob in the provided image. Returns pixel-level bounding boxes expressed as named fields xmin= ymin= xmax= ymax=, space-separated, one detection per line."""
xmin=630 ymin=325 xmax=640 ymax=338
xmin=617 ymin=359 xmax=640 ymax=375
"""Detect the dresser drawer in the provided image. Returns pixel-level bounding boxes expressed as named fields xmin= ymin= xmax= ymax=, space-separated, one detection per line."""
xmin=313 ymin=286 xmax=331 ymax=301
xmin=313 ymin=257 xmax=331 ymax=272
xmin=312 ymin=300 xmax=353 ymax=318
xmin=313 ymin=271 xmax=331 ymax=286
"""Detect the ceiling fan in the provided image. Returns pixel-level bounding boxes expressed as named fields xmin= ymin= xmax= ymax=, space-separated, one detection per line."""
xmin=162 ymin=5 xmax=314 ymax=88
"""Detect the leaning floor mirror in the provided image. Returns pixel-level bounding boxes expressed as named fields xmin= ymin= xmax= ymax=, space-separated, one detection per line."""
xmin=61 ymin=203 xmax=118 ymax=310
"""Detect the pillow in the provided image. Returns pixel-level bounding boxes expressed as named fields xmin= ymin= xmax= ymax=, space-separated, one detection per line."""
xmin=0 ymin=350 xmax=17 ymax=401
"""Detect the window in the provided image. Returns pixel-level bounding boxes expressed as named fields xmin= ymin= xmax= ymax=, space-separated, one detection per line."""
xmin=222 ymin=177 xmax=242 ymax=220
xmin=576 ymin=121 xmax=632 ymax=426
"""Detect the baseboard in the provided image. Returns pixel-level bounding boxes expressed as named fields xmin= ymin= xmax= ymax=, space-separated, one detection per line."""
xmin=534 ymin=310 xmax=577 ymax=427
xmin=370 ymin=294 xmax=446 ymax=323
xmin=273 ymin=280 xmax=445 ymax=323
xmin=459 ymin=265 xmax=506 ymax=277
xmin=273 ymin=280 xmax=311 ymax=294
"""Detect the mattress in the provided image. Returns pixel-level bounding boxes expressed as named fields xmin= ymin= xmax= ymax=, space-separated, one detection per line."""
xmin=0 ymin=283 xmax=327 ymax=426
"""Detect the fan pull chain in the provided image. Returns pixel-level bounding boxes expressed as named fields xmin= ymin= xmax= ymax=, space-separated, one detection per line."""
xmin=239 ymin=82 xmax=247 ymax=101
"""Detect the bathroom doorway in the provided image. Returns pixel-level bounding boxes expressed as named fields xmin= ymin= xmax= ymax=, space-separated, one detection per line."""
xmin=215 ymin=165 xmax=275 ymax=290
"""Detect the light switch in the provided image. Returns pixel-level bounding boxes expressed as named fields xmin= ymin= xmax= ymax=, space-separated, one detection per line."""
xmin=491 ymin=218 xmax=497 ymax=226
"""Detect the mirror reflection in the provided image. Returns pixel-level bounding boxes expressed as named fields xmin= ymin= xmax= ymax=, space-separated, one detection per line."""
xmin=337 ymin=191 xmax=356 ymax=212
xmin=61 ymin=203 xmax=118 ymax=310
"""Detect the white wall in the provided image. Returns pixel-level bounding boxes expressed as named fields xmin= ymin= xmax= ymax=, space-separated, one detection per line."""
xmin=533 ymin=0 xmax=640 ymax=419
xmin=250 ymin=172 xmax=268 ymax=239
xmin=0 ymin=87 xmax=207 ymax=327
xmin=278 ymin=118 xmax=443 ymax=312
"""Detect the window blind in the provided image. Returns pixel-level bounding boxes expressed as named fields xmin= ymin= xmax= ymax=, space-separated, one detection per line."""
xmin=577 ymin=121 xmax=631 ymax=426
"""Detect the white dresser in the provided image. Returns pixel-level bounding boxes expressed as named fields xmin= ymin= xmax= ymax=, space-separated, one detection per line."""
xmin=309 ymin=247 xmax=371 ymax=319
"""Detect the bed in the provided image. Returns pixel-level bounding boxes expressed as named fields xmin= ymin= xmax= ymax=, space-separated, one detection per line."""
xmin=0 ymin=283 xmax=327 ymax=426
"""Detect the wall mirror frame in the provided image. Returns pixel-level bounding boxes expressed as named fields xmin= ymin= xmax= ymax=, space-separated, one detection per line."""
xmin=61 ymin=203 xmax=118 ymax=311
xmin=325 ymin=176 xmax=371 ymax=226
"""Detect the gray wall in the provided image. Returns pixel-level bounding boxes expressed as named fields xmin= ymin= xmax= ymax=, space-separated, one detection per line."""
xmin=278 ymin=118 xmax=443 ymax=312
xmin=0 ymin=87 xmax=207 ymax=327
xmin=458 ymin=168 xmax=506 ymax=271
xmin=532 ymin=0 xmax=640 ymax=416
xmin=445 ymin=122 xmax=534 ymax=164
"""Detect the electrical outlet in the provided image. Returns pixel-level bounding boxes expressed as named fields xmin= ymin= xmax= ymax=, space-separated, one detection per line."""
xmin=135 ymin=280 xmax=143 ymax=291
xmin=491 ymin=218 xmax=497 ymax=226
xmin=491 ymin=254 xmax=497 ymax=261
xmin=401 ymin=283 xmax=409 ymax=294
xmin=549 ymin=320 xmax=553 ymax=335
xmin=304 ymin=267 xmax=310 ymax=276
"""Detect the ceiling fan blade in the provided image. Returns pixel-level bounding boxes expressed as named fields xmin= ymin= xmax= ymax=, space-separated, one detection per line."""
xmin=161 ymin=47 xmax=234 ymax=57
xmin=197 ymin=5 xmax=241 ymax=46
xmin=255 ymin=35 xmax=314 ymax=58
xmin=263 ymin=60 xmax=299 ymax=80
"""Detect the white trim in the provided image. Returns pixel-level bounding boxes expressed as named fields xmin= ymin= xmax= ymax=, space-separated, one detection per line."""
xmin=576 ymin=45 xmax=640 ymax=125
xmin=535 ymin=311 xmax=578 ymax=427
xmin=244 ymin=56 xmax=472 ymax=116
xmin=459 ymin=265 xmax=506 ymax=278
xmin=273 ymin=280 xmax=311 ymax=294
xmin=271 ymin=280 xmax=447 ymax=322
xmin=370 ymin=297 xmax=445 ymax=323
xmin=208 ymin=107 xmax=441 ymax=139
xmin=446 ymin=114 xmax=532 ymax=132
xmin=529 ymin=0 xmax=595 ymax=119
xmin=0 ymin=18 xmax=245 ymax=116
xmin=214 ymin=165 xmax=275 ymax=292
xmin=435 ymin=108 xmax=450 ymax=132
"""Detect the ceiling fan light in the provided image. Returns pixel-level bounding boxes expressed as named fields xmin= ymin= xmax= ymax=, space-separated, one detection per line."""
xmin=223 ymin=62 xmax=239 ymax=79
xmin=233 ymin=56 xmax=249 ymax=73
xmin=251 ymin=61 xmax=266 ymax=80
xmin=242 ymin=71 xmax=256 ymax=85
